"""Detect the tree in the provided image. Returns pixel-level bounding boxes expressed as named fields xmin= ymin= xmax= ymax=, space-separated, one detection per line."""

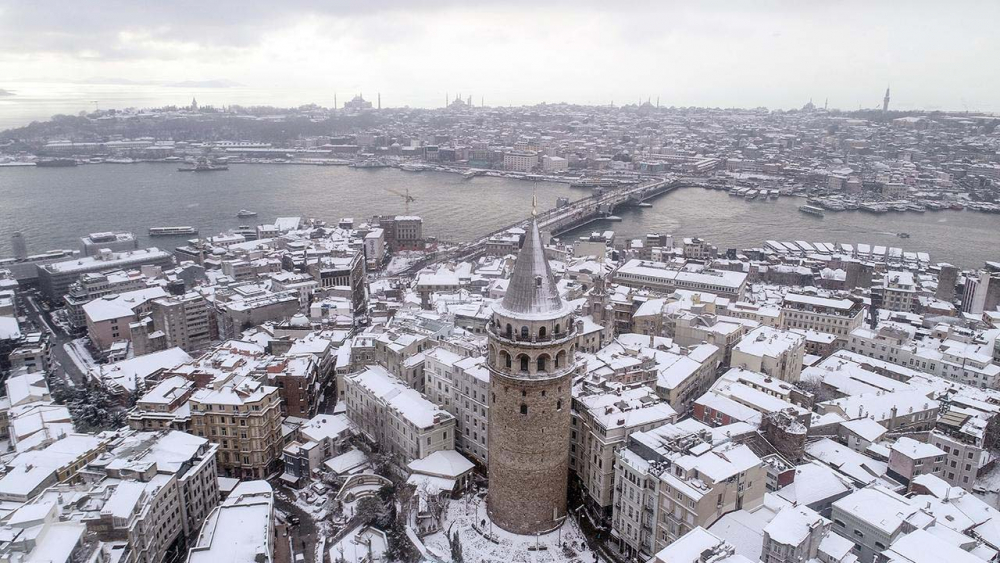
xmin=449 ymin=529 xmax=464 ymax=563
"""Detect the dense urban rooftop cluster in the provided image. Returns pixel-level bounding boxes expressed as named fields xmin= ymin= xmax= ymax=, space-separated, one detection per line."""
xmin=0 ymin=100 xmax=998 ymax=563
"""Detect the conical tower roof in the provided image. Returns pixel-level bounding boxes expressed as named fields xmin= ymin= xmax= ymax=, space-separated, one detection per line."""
xmin=497 ymin=218 xmax=568 ymax=318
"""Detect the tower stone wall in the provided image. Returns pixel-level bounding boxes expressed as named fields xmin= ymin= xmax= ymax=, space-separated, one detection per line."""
xmin=486 ymin=217 xmax=578 ymax=535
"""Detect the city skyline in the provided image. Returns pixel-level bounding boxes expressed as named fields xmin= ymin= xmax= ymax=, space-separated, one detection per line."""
xmin=1 ymin=1 xmax=999 ymax=114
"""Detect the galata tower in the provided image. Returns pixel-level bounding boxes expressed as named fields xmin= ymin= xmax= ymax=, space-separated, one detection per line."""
xmin=486 ymin=217 xmax=577 ymax=534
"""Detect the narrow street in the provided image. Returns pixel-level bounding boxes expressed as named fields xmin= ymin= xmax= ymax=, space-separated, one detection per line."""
xmin=274 ymin=487 xmax=321 ymax=563
xmin=19 ymin=292 xmax=85 ymax=386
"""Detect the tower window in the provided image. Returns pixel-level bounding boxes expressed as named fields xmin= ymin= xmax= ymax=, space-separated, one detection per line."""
xmin=539 ymin=326 xmax=546 ymax=339
xmin=537 ymin=355 xmax=548 ymax=372
xmin=520 ymin=326 xmax=529 ymax=340
xmin=505 ymin=324 xmax=512 ymax=338
xmin=519 ymin=355 xmax=529 ymax=372
xmin=520 ymin=404 xmax=528 ymax=415
xmin=557 ymin=399 xmax=563 ymax=410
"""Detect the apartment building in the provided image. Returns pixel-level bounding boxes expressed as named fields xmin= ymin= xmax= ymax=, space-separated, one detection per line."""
xmin=423 ymin=347 xmax=490 ymax=464
xmin=848 ymin=324 xmax=1000 ymax=389
xmin=263 ymin=355 xmax=319 ymax=418
xmin=343 ymin=365 xmax=455 ymax=466
xmin=130 ymin=292 xmax=214 ymax=356
xmin=731 ymin=326 xmax=806 ymax=383
xmin=65 ymin=270 xmax=149 ymax=331
xmin=189 ymin=377 xmax=283 ymax=479
xmin=829 ymin=486 xmax=933 ymax=563
xmin=570 ymin=383 xmax=676 ymax=523
xmin=780 ymin=293 xmax=864 ymax=345
xmin=85 ymin=430 xmax=221 ymax=549
xmin=187 ymin=481 xmax=274 ymax=563
xmin=887 ymin=437 xmax=946 ymax=488
xmin=612 ymin=420 xmax=766 ymax=561
xmin=83 ymin=287 xmax=168 ymax=352
xmin=214 ymin=286 xmax=299 ymax=340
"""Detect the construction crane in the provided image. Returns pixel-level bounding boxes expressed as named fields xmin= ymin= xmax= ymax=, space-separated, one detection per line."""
xmin=385 ymin=187 xmax=415 ymax=214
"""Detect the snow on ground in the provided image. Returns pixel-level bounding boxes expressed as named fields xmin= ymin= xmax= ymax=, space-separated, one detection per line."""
xmin=64 ymin=338 xmax=97 ymax=376
xmin=276 ymin=486 xmax=334 ymax=522
xmin=385 ymin=251 xmax=427 ymax=276
xmin=422 ymin=494 xmax=608 ymax=563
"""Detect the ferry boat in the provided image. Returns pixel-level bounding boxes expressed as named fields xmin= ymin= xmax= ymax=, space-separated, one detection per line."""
xmin=399 ymin=162 xmax=429 ymax=172
xmin=149 ymin=226 xmax=198 ymax=236
xmin=179 ymin=159 xmax=228 ymax=172
xmin=236 ymin=209 xmax=258 ymax=218
xmin=745 ymin=190 xmax=758 ymax=201
xmin=798 ymin=205 xmax=825 ymax=217
xmin=463 ymin=169 xmax=486 ymax=179
xmin=350 ymin=157 xmax=389 ymax=169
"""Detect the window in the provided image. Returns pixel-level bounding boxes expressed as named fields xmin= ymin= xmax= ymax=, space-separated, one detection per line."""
xmin=520 ymin=355 xmax=529 ymax=372
xmin=537 ymin=355 xmax=548 ymax=372
xmin=539 ymin=326 xmax=546 ymax=339
xmin=520 ymin=404 xmax=528 ymax=415
xmin=520 ymin=326 xmax=529 ymax=340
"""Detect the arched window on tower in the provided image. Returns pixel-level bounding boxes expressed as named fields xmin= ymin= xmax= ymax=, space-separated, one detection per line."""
xmin=555 ymin=323 xmax=561 ymax=335
xmin=505 ymin=324 xmax=512 ymax=338
xmin=520 ymin=326 xmax=529 ymax=340
xmin=499 ymin=350 xmax=511 ymax=370
xmin=519 ymin=355 xmax=529 ymax=372
xmin=537 ymin=355 xmax=548 ymax=372
xmin=520 ymin=404 xmax=528 ymax=415
xmin=539 ymin=326 xmax=546 ymax=339
xmin=557 ymin=399 xmax=563 ymax=411
xmin=556 ymin=350 xmax=566 ymax=368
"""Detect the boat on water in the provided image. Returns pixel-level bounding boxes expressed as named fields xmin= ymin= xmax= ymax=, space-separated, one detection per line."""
xmin=745 ymin=190 xmax=758 ymax=201
xmin=950 ymin=202 xmax=965 ymax=210
xmin=399 ymin=162 xmax=429 ymax=172
xmin=179 ymin=159 xmax=228 ymax=172
xmin=149 ymin=226 xmax=198 ymax=236
xmin=798 ymin=205 xmax=825 ymax=217
xmin=350 ymin=157 xmax=389 ymax=169
xmin=36 ymin=158 xmax=77 ymax=168
xmin=898 ymin=232 xmax=911 ymax=238
xmin=860 ymin=203 xmax=888 ymax=214
xmin=463 ymin=169 xmax=485 ymax=179
xmin=105 ymin=157 xmax=137 ymax=164
xmin=236 ymin=209 xmax=258 ymax=218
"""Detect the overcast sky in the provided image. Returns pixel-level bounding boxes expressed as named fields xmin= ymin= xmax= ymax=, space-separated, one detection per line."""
xmin=1 ymin=1 xmax=998 ymax=111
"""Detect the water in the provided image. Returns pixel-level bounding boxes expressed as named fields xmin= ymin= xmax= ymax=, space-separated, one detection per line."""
xmin=0 ymin=165 xmax=997 ymax=268
xmin=0 ymin=163 xmax=574 ymax=255
xmin=561 ymin=188 xmax=1000 ymax=268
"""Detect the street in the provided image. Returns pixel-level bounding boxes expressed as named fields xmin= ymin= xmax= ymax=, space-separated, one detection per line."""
xmin=274 ymin=486 xmax=321 ymax=563
xmin=18 ymin=290 xmax=86 ymax=387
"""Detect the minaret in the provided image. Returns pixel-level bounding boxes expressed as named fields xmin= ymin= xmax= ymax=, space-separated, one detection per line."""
xmin=486 ymin=215 xmax=577 ymax=535
xmin=378 ymin=92 xmax=381 ymax=110
xmin=883 ymin=86 xmax=890 ymax=113
xmin=334 ymin=93 xmax=338 ymax=109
